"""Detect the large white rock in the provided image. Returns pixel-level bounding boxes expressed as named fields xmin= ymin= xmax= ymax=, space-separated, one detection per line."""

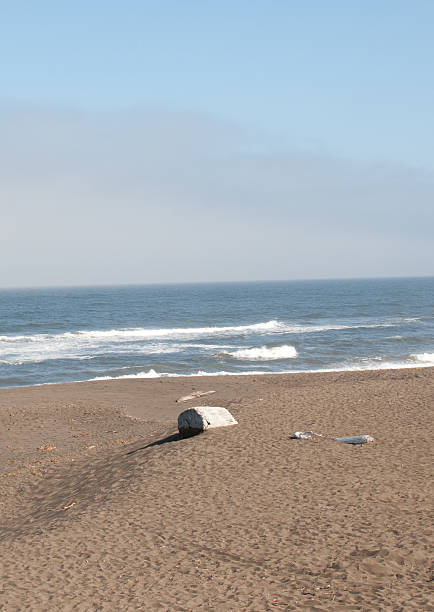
xmin=178 ymin=406 xmax=238 ymax=437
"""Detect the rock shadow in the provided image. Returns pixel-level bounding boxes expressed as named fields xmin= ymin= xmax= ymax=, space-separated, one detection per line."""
xmin=126 ymin=432 xmax=183 ymax=455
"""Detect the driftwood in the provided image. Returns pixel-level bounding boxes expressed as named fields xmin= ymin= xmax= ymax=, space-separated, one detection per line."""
xmin=335 ymin=435 xmax=374 ymax=445
xmin=178 ymin=406 xmax=238 ymax=437
xmin=292 ymin=431 xmax=374 ymax=444
xmin=176 ymin=390 xmax=216 ymax=403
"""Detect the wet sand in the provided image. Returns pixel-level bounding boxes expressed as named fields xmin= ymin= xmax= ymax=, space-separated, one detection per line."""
xmin=1 ymin=368 xmax=433 ymax=610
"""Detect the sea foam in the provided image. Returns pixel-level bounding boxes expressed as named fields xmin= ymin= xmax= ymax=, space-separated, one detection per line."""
xmin=89 ymin=369 xmax=272 ymax=381
xmin=85 ymin=354 xmax=434 ymax=383
xmin=0 ymin=316 xmax=417 ymax=348
xmin=91 ymin=369 xmax=161 ymax=380
xmin=223 ymin=345 xmax=298 ymax=361
xmin=411 ymin=352 xmax=434 ymax=365
xmin=0 ymin=317 xmax=423 ymax=367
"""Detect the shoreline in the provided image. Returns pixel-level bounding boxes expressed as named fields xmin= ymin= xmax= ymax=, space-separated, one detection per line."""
xmin=2 ymin=359 xmax=434 ymax=391
xmin=1 ymin=366 xmax=433 ymax=609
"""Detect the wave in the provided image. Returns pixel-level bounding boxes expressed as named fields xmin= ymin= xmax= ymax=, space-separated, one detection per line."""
xmin=91 ymin=369 xmax=161 ymax=380
xmin=313 ymin=352 xmax=434 ymax=372
xmin=0 ymin=317 xmax=426 ymax=370
xmin=89 ymin=369 xmax=272 ymax=381
xmin=0 ymin=322 xmax=283 ymax=362
xmin=222 ymin=344 xmax=297 ymax=361
xmin=0 ymin=316 xmax=419 ymax=347
xmin=4 ymin=353 xmax=433 ymax=387
xmin=0 ymin=354 xmax=101 ymax=365
xmin=0 ymin=341 xmax=240 ymax=365
xmin=88 ymin=352 xmax=434 ymax=382
xmin=0 ymin=320 xmax=283 ymax=345
xmin=410 ymin=352 xmax=434 ymax=365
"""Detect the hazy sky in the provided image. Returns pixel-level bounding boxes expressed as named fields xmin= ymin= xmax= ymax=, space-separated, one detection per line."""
xmin=1 ymin=1 xmax=433 ymax=287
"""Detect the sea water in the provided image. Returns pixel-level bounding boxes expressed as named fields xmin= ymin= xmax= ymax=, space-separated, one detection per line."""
xmin=0 ymin=277 xmax=433 ymax=388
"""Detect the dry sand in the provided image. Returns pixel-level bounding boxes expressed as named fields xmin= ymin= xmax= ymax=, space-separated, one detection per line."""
xmin=0 ymin=368 xmax=433 ymax=611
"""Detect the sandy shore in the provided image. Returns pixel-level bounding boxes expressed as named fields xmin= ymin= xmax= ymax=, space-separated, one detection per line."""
xmin=1 ymin=368 xmax=433 ymax=610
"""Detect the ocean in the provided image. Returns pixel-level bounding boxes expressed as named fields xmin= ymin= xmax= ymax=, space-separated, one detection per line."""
xmin=0 ymin=277 xmax=433 ymax=388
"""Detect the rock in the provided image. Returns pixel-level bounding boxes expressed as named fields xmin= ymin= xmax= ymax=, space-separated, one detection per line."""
xmin=178 ymin=406 xmax=238 ymax=437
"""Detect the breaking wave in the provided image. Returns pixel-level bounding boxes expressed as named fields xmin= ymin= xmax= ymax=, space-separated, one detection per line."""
xmin=0 ymin=316 xmax=420 ymax=347
xmin=89 ymin=369 xmax=271 ymax=381
xmin=0 ymin=320 xmax=283 ymax=345
xmin=223 ymin=345 xmax=298 ymax=361
xmin=88 ymin=352 xmax=434 ymax=382
xmin=0 ymin=316 xmax=429 ymax=382
xmin=91 ymin=369 xmax=161 ymax=380
xmin=410 ymin=352 xmax=434 ymax=365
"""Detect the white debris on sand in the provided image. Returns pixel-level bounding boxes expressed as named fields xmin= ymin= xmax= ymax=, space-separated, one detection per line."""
xmin=176 ymin=390 xmax=216 ymax=403
xmin=292 ymin=431 xmax=374 ymax=444
xmin=335 ymin=435 xmax=374 ymax=445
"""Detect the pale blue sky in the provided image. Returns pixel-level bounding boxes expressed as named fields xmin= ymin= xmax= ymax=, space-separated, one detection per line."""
xmin=2 ymin=0 xmax=434 ymax=165
xmin=1 ymin=1 xmax=433 ymax=286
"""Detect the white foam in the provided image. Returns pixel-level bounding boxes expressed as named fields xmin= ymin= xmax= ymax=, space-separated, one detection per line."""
xmin=0 ymin=335 xmax=42 ymax=342
xmin=5 ymin=356 xmax=433 ymax=388
xmin=0 ymin=317 xmax=425 ymax=367
xmin=89 ymin=368 xmax=271 ymax=381
xmin=63 ymin=320 xmax=284 ymax=341
xmin=90 ymin=368 xmax=160 ymax=381
xmin=410 ymin=352 xmax=434 ymax=365
xmin=0 ymin=338 xmax=242 ymax=365
xmin=224 ymin=344 xmax=298 ymax=361
xmin=0 ymin=315 xmax=418 ymax=349
xmin=307 ymin=354 xmax=434 ymax=372
xmin=0 ymin=321 xmax=283 ymax=364
xmin=85 ymin=357 xmax=434 ymax=382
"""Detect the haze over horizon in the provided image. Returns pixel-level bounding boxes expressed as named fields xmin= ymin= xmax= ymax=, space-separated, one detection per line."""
xmin=1 ymin=1 xmax=433 ymax=288
xmin=1 ymin=274 xmax=434 ymax=292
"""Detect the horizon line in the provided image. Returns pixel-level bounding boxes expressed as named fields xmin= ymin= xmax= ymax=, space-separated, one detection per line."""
xmin=0 ymin=274 xmax=433 ymax=291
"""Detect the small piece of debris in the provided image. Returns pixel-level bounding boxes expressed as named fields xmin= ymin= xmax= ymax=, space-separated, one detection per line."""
xmin=293 ymin=431 xmax=314 ymax=439
xmin=63 ymin=502 xmax=76 ymax=510
xmin=176 ymin=390 xmax=216 ymax=403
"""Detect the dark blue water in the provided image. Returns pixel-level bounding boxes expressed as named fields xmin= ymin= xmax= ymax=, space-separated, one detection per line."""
xmin=0 ymin=278 xmax=433 ymax=388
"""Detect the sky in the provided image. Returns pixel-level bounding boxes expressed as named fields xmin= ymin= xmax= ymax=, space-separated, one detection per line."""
xmin=1 ymin=0 xmax=433 ymax=287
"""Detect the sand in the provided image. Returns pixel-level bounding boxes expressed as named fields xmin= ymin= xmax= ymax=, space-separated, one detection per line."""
xmin=0 ymin=368 xmax=433 ymax=611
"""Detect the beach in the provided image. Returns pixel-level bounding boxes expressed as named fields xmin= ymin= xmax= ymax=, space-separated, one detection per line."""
xmin=1 ymin=367 xmax=433 ymax=610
